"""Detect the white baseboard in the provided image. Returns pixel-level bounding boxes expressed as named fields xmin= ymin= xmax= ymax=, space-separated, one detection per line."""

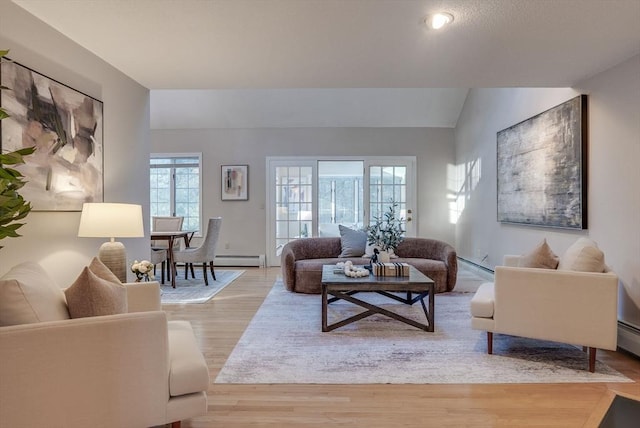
xmin=618 ymin=321 xmax=640 ymax=357
xmin=215 ymin=254 xmax=265 ymax=267
xmin=457 ymin=257 xmax=495 ymax=281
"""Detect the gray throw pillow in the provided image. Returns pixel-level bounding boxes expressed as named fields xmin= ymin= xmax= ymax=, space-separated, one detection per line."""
xmin=338 ymin=225 xmax=367 ymax=257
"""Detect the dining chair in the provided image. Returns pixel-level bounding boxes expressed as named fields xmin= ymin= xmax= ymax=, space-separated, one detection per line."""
xmin=151 ymin=216 xmax=184 ymax=280
xmin=149 ymin=248 xmax=168 ymax=284
xmin=151 ymin=216 xmax=184 ymax=244
xmin=173 ymin=217 xmax=222 ymax=286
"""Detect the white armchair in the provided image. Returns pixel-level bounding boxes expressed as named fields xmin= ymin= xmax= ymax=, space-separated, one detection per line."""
xmin=471 ymin=255 xmax=618 ymax=372
xmin=0 ymin=263 xmax=209 ymax=428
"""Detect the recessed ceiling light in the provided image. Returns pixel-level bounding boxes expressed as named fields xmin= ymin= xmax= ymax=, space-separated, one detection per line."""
xmin=426 ymin=12 xmax=454 ymax=30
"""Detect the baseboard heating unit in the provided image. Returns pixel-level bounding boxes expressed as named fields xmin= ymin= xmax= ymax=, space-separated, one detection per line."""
xmin=618 ymin=321 xmax=640 ymax=358
xmin=214 ymin=254 xmax=265 ymax=267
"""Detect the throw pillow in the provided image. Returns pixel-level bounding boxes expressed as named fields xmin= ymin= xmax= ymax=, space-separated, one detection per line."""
xmin=518 ymin=239 xmax=559 ymax=269
xmin=0 ymin=262 xmax=70 ymax=326
xmin=88 ymin=256 xmax=121 ymax=284
xmin=65 ymin=267 xmax=128 ymax=319
xmin=338 ymin=225 xmax=367 ymax=257
xmin=558 ymin=237 xmax=606 ymax=272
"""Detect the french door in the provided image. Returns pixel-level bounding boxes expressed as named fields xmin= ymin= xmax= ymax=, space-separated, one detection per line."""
xmin=266 ymin=156 xmax=416 ymax=266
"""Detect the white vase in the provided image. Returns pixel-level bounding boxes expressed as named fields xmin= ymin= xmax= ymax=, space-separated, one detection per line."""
xmin=378 ymin=250 xmax=391 ymax=263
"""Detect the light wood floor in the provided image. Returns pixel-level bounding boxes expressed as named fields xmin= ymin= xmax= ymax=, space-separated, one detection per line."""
xmin=163 ymin=267 xmax=640 ymax=428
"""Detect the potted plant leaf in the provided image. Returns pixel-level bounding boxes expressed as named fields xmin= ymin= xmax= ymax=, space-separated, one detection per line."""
xmin=365 ymin=201 xmax=405 ymax=262
xmin=0 ymin=49 xmax=35 ymax=248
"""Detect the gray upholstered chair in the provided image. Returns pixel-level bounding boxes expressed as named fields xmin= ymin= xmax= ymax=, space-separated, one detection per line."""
xmin=173 ymin=217 xmax=222 ymax=286
xmin=150 ymin=248 xmax=168 ymax=284
xmin=151 ymin=216 xmax=184 ymax=280
xmin=151 ymin=216 xmax=184 ymax=248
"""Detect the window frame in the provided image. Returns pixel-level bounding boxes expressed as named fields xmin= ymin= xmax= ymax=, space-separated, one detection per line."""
xmin=150 ymin=152 xmax=203 ymax=236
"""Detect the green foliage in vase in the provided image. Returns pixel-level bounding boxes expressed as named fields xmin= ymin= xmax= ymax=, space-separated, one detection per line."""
xmin=366 ymin=201 xmax=405 ymax=252
xmin=0 ymin=49 xmax=36 ymax=248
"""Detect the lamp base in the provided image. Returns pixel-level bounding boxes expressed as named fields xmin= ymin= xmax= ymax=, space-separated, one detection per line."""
xmin=98 ymin=241 xmax=127 ymax=282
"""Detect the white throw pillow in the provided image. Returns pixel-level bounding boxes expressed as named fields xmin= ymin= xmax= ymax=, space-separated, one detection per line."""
xmin=0 ymin=262 xmax=70 ymax=326
xmin=558 ymin=237 xmax=606 ymax=273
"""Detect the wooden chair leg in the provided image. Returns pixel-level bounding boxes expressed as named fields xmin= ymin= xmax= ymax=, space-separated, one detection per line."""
xmin=182 ymin=263 xmax=196 ymax=279
xmin=588 ymin=347 xmax=596 ymax=373
xmin=487 ymin=332 xmax=493 ymax=354
xmin=210 ymin=260 xmax=216 ymax=281
xmin=203 ymin=263 xmax=209 ymax=286
xmin=161 ymin=261 xmax=166 ymax=284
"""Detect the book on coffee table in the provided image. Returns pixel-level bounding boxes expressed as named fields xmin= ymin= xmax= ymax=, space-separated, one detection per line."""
xmin=371 ymin=262 xmax=410 ymax=277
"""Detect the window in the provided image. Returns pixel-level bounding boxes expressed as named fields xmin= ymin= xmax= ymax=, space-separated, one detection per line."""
xmin=150 ymin=154 xmax=202 ymax=233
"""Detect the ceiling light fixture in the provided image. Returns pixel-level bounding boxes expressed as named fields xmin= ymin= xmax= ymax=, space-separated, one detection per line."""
xmin=427 ymin=12 xmax=454 ymax=30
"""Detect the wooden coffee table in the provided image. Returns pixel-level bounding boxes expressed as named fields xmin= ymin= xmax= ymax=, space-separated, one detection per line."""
xmin=321 ymin=264 xmax=435 ymax=332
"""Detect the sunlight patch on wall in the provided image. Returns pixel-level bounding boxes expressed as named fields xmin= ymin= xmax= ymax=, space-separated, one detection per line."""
xmin=448 ymin=158 xmax=482 ymax=224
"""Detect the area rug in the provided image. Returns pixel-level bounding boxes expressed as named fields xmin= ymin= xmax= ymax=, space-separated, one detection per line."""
xmin=215 ymin=269 xmax=632 ymax=384
xmin=160 ymin=269 xmax=244 ymax=304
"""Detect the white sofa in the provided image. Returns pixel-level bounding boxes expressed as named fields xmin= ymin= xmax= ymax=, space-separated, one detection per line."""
xmin=0 ymin=262 xmax=209 ymax=428
xmin=471 ymin=254 xmax=619 ymax=373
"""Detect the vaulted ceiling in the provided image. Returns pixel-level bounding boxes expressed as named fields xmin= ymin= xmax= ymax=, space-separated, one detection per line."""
xmin=13 ymin=0 xmax=640 ymax=128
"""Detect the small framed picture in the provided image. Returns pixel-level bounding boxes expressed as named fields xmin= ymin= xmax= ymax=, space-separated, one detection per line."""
xmin=221 ymin=165 xmax=248 ymax=201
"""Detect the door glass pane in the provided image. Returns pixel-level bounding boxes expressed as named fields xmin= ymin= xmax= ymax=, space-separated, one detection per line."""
xmin=318 ymin=161 xmax=364 ymax=237
xmin=275 ymin=165 xmax=313 ymax=247
xmin=369 ymin=165 xmax=407 ymax=231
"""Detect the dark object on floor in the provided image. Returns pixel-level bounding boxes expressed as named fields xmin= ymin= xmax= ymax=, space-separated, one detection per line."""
xmin=599 ymin=395 xmax=640 ymax=428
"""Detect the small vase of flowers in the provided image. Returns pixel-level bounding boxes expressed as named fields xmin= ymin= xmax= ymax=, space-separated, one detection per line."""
xmin=131 ymin=260 xmax=154 ymax=282
xmin=366 ymin=202 xmax=405 ymax=262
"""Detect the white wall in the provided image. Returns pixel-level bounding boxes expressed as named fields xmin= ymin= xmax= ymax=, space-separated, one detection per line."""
xmin=454 ymin=55 xmax=640 ymax=329
xmin=151 ymin=127 xmax=456 ymax=262
xmin=0 ymin=0 xmax=151 ymax=286
xmin=151 ymin=88 xmax=468 ymax=129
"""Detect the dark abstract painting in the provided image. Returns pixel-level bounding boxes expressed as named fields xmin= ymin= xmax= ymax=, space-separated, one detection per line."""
xmin=497 ymin=95 xmax=587 ymax=229
xmin=1 ymin=59 xmax=103 ymax=211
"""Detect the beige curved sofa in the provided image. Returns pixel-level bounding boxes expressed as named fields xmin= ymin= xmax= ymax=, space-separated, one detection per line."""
xmin=281 ymin=237 xmax=457 ymax=294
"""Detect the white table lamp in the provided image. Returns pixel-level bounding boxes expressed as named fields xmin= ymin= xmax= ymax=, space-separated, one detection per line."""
xmin=78 ymin=203 xmax=144 ymax=282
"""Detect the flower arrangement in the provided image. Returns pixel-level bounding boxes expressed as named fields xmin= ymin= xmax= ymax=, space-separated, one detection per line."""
xmin=131 ymin=260 xmax=154 ymax=282
xmin=366 ymin=202 xmax=405 ymax=252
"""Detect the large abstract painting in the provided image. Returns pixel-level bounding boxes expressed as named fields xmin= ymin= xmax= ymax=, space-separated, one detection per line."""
xmin=1 ymin=59 xmax=103 ymax=211
xmin=497 ymin=95 xmax=587 ymax=229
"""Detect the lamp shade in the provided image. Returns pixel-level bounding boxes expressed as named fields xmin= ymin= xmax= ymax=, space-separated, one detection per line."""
xmin=78 ymin=203 xmax=144 ymax=238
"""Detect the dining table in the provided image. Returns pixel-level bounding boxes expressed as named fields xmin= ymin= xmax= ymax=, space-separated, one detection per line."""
xmin=150 ymin=230 xmax=192 ymax=288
